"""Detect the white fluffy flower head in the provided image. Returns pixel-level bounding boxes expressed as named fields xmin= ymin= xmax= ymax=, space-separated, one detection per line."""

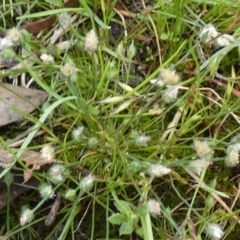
xmin=148 ymin=164 xmax=171 ymax=178
xmin=59 ymin=12 xmax=71 ymax=29
xmin=193 ymin=140 xmax=212 ymax=159
xmin=187 ymin=159 xmax=211 ymax=176
xmin=225 ymin=143 xmax=240 ymax=167
xmin=80 ymin=173 xmax=95 ymax=192
xmin=48 ymin=164 xmax=65 ymax=184
xmin=150 ymin=68 xmax=180 ymax=87
xmin=205 ymin=223 xmax=223 ymax=239
xmin=41 ymin=145 xmax=55 ymax=161
xmin=214 ymin=34 xmax=234 ymax=48
xmin=40 ymin=53 xmax=54 ymax=64
xmin=199 ymin=24 xmax=219 ymax=44
xmin=39 ymin=183 xmax=55 ymax=199
xmin=135 ymin=134 xmax=151 ymax=147
xmin=162 ymin=85 xmax=179 ymax=103
xmin=84 ymin=29 xmax=99 ymax=53
xmin=7 ymin=27 xmax=21 ymax=43
xmin=160 ymin=69 xmax=180 ymax=85
xmin=147 ymin=199 xmax=161 ymax=216
xmin=61 ymin=63 xmax=76 ymax=77
xmin=20 ymin=208 xmax=34 ymax=226
xmin=72 ymin=126 xmax=84 ymax=141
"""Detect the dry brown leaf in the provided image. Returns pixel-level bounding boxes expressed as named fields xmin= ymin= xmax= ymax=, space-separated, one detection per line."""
xmin=0 ymin=83 xmax=48 ymax=126
xmin=21 ymin=149 xmax=55 ymax=170
xmin=0 ymin=175 xmax=39 ymax=210
xmin=0 ymin=148 xmax=56 ymax=209
xmin=45 ymin=192 xmax=61 ymax=226
xmin=0 ymin=1 xmax=80 ymax=37
xmin=21 ymin=149 xmax=55 ymax=182
xmin=0 ymin=148 xmax=55 ymax=170
xmin=20 ymin=0 xmax=79 ymax=34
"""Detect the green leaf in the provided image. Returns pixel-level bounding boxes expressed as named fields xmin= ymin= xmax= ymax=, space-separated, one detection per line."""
xmin=136 ymin=227 xmax=144 ymax=238
xmin=44 ymin=0 xmax=61 ymax=6
xmin=108 ymin=213 xmax=128 ymax=225
xmin=136 ymin=203 xmax=148 ymax=217
xmin=114 ymin=200 xmax=132 ymax=215
xmin=119 ymin=221 xmax=134 ymax=235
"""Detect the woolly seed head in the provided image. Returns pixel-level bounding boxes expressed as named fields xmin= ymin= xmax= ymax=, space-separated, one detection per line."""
xmin=162 ymin=85 xmax=179 ymax=103
xmin=48 ymin=164 xmax=65 ymax=184
xmin=225 ymin=144 xmax=240 ymax=167
xmin=150 ymin=78 xmax=165 ymax=87
xmin=20 ymin=208 xmax=34 ymax=226
xmin=199 ymin=24 xmax=219 ymax=44
xmin=40 ymin=53 xmax=54 ymax=64
xmin=61 ymin=63 xmax=76 ymax=77
xmin=205 ymin=223 xmax=223 ymax=239
xmin=7 ymin=27 xmax=21 ymax=43
xmin=84 ymin=29 xmax=99 ymax=53
xmin=39 ymin=183 xmax=55 ymax=199
xmin=49 ymin=164 xmax=65 ymax=176
xmin=41 ymin=145 xmax=55 ymax=161
xmin=135 ymin=134 xmax=151 ymax=147
xmin=59 ymin=12 xmax=71 ymax=29
xmin=72 ymin=126 xmax=84 ymax=141
xmin=80 ymin=173 xmax=95 ymax=192
xmin=160 ymin=68 xmax=180 ymax=85
xmin=193 ymin=140 xmax=212 ymax=159
xmin=187 ymin=159 xmax=211 ymax=176
xmin=148 ymin=164 xmax=171 ymax=178
xmin=147 ymin=199 xmax=161 ymax=216
xmin=214 ymin=34 xmax=234 ymax=48
xmin=0 ymin=37 xmax=14 ymax=50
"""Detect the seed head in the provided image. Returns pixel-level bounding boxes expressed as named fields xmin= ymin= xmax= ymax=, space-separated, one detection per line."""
xmin=48 ymin=164 xmax=65 ymax=184
xmin=61 ymin=63 xmax=76 ymax=77
xmin=41 ymin=145 xmax=55 ymax=161
xmin=160 ymin=69 xmax=180 ymax=85
xmin=214 ymin=34 xmax=234 ymax=48
xmin=162 ymin=85 xmax=179 ymax=103
xmin=150 ymin=78 xmax=165 ymax=87
xmin=199 ymin=24 xmax=219 ymax=44
xmin=72 ymin=126 xmax=84 ymax=141
xmin=225 ymin=143 xmax=240 ymax=167
xmin=80 ymin=173 xmax=95 ymax=192
xmin=116 ymin=41 xmax=125 ymax=59
xmin=127 ymin=40 xmax=136 ymax=59
xmin=7 ymin=27 xmax=21 ymax=43
xmin=39 ymin=183 xmax=55 ymax=199
xmin=20 ymin=208 xmax=34 ymax=226
xmin=59 ymin=12 xmax=71 ymax=29
xmin=193 ymin=140 xmax=212 ymax=159
xmin=147 ymin=199 xmax=161 ymax=216
xmin=187 ymin=158 xmax=211 ymax=176
xmin=148 ymin=164 xmax=171 ymax=178
xmin=40 ymin=53 xmax=54 ymax=64
xmin=84 ymin=29 xmax=99 ymax=53
xmin=0 ymin=37 xmax=14 ymax=50
xmin=135 ymin=134 xmax=151 ymax=147
xmin=205 ymin=223 xmax=223 ymax=239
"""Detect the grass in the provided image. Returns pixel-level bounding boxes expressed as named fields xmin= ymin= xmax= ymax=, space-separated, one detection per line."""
xmin=1 ymin=0 xmax=240 ymax=239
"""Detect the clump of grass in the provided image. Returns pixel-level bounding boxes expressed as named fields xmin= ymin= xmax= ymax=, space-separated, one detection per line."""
xmin=1 ymin=0 xmax=240 ymax=239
